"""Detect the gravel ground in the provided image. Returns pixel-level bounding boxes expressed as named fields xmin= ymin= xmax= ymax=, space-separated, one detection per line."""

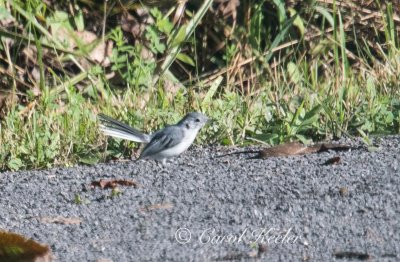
xmin=0 ymin=136 xmax=399 ymax=262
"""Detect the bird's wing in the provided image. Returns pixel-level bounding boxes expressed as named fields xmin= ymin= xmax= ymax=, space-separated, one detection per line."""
xmin=139 ymin=126 xmax=183 ymax=158
xmin=98 ymin=114 xmax=150 ymax=143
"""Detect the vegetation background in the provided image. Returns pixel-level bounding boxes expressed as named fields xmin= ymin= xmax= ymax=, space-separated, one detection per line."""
xmin=0 ymin=0 xmax=399 ymax=171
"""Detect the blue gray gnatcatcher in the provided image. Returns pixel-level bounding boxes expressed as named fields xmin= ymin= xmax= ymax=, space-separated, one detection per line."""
xmin=99 ymin=112 xmax=209 ymax=165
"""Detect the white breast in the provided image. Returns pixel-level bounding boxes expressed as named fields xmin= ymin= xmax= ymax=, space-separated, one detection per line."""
xmin=152 ymin=128 xmax=199 ymax=159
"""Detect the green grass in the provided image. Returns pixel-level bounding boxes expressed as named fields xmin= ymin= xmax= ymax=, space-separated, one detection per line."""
xmin=0 ymin=0 xmax=399 ymax=171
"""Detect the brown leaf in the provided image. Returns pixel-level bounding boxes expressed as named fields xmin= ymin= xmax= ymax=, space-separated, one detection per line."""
xmin=74 ymin=31 xmax=114 ymax=68
xmin=96 ymin=259 xmax=113 ymax=262
xmin=339 ymin=187 xmax=349 ymax=197
xmin=39 ymin=216 xmax=82 ymax=225
xmin=164 ymin=79 xmax=183 ymax=102
xmin=0 ymin=90 xmax=18 ymax=118
xmin=91 ymin=179 xmax=138 ymax=189
xmin=172 ymin=0 xmax=187 ymax=25
xmin=0 ymin=230 xmax=53 ymax=262
xmin=257 ymin=142 xmax=311 ymax=158
xmin=333 ymin=251 xmax=371 ymax=260
xmin=18 ymin=101 xmax=36 ymax=117
xmin=257 ymin=143 xmax=352 ymax=159
xmin=89 ymin=39 xmax=113 ymax=66
xmin=218 ymin=142 xmax=353 ymax=159
xmin=323 ymin=156 xmax=341 ymax=165
xmin=30 ymin=66 xmax=41 ymax=83
xmin=315 ymin=143 xmax=352 ymax=152
xmin=258 ymin=244 xmax=268 ymax=254
xmin=120 ymin=10 xmax=152 ymax=39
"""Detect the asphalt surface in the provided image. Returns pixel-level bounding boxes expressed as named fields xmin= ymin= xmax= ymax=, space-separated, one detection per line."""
xmin=0 ymin=136 xmax=399 ymax=261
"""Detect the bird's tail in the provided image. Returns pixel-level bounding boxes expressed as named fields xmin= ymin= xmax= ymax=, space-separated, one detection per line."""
xmin=98 ymin=114 xmax=150 ymax=143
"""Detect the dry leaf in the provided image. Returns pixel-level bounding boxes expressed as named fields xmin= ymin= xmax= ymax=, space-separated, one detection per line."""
xmin=258 ymin=142 xmax=310 ymax=158
xmin=173 ymin=0 xmax=187 ymax=25
xmin=96 ymin=259 xmax=113 ymax=262
xmin=0 ymin=90 xmax=18 ymax=118
xmin=91 ymin=179 xmax=138 ymax=189
xmin=120 ymin=11 xmax=151 ymax=39
xmin=39 ymin=216 xmax=82 ymax=225
xmin=333 ymin=251 xmax=371 ymax=260
xmin=18 ymin=101 xmax=36 ymax=117
xmin=323 ymin=156 xmax=341 ymax=165
xmin=74 ymin=31 xmax=113 ymax=68
xmin=217 ymin=142 xmax=352 ymax=159
xmin=257 ymin=143 xmax=352 ymax=159
xmin=339 ymin=187 xmax=349 ymax=197
xmin=315 ymin=143 xmax=352 ymax=152
xmin=0 ymin=230 xmax=53 ymax=262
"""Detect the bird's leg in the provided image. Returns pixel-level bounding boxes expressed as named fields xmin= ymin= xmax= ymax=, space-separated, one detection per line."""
xmin=155 ymin=158 xmax=169 ymax=173
xmin=160 ymin=175 xmax=166 ymax=203
xmin=155 ymin=158 xmax=168 ymax=202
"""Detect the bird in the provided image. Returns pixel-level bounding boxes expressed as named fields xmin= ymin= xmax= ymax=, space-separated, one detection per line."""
xmin=98 ymin=112 xmax=209 ymax=166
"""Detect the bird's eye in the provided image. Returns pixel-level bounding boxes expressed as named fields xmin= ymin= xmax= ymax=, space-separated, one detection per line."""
xmin=195 ymin=118 xmax=200 ymax=122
